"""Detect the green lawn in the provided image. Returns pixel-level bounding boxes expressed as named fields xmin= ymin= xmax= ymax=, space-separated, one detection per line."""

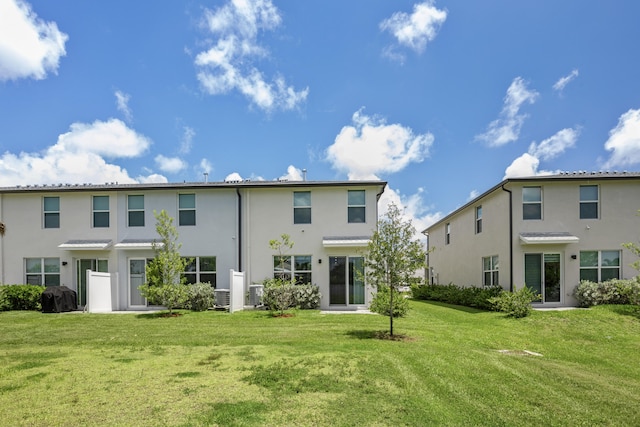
xmin=1 ymin=301 xmax=639 ymax=426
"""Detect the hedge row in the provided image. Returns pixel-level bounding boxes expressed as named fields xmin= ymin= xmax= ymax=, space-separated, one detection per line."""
xmin=411 ymin=283 xmax=502 ymax=311
xmin=0 ymin=284 xmax=45 ymax=311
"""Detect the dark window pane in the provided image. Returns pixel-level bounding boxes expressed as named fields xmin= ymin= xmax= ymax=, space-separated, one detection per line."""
xmin=182 ymin=273 xmax=197 ymax=284
xmin=523 ymin=187 xmax=541 ymax=202
xmin=293 ymin=191 xmax=310 ymax=206
xmin=44 ymin=213 xmax=60 ymax=228
xmin=200 ymin=274 xmax=216 ymax=287
xmin=179 ymin=210 xmax=196 ymax=226
xmin=128 ymin=195 xmax=144 ymax=210
xmin=348 ymin=190 xmax=365 ymax=205
xmin=179 ymin=194 xmax=195 ymax=209
xmin=580 ymin=202 xmax=598 ymax=219
xmin=294 ymin=256 xmax=312 ymax=271
xmin=295 ymin=272 xmax=311 ymax=285
xmin=26 ymin=275 xmax=42 ymax=285
xmin=183 ymin=258 xmax=197 ymax=272
xmin=44 ymin=197 xmax=59 ymax=211
xmin=93 ymin=212 xmax=109 ymax=228
xmin=580 ymin=251 xmax=598 ymax=267
xmin=93 ymin=196 xmax=109 ymax=211
xmin=523 ymin=204 xmax=541 ymax=220
xmin=580 ymin=185 xmax=598 ymax=201
xmin=580 ymin=269 xmax=598 ymax=282
xmin=128 ymin=211 xmax=144 ymax=227
xmin=348 ymin=206 xmax=365 ymax=223
xmin=199 ymin=257 xmax=216 ymax=272
xmin=601 ymin=268 xmax=620 ymax=281
xmin=45 ymin=274 xmax=60 ymax=286
xmin=294 ymin=207 xmax=311 ymax=224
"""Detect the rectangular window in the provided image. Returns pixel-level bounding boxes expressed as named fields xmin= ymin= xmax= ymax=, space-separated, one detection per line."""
xmin=25 ymin=257 xmax=60 ymax=286
xmin=128 ymin=195 xmax=145 ymax=227
xmin=179 ymin=194 xmax=196 ymax=226
xmin=273 ymin=255 xmax=312 ymax=285
xmin=580 ymin=250 xmax=620 ymax=282
xmin=482 ymin=256 xmax=499 ymax=287
xmin=182 ymin=256 xmax=217 ymax=287
xmin=293 ymin=191 xmax=311 ymax=224
xmin=580 ymin=185 xmax=599 ymax=219
xmin=523 ymin=186 xmax=542 ymax=220
xmin=92 ymin=195 xmax=109 ymax=228
xmin=445 ymin=223 xmax=451 ymax=245
xmin=43 ymin=196 xmax=60 ymax=228
xmin=347 ymin=190 xmax=365 ymax=223
xmin=475 ymin=206 xmax=482 ymax=234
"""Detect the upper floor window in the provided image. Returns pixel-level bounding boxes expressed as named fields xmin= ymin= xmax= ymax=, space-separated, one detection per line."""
xmin=580 ymin=250 xmax=619 ymax=282
xmin=445 ymin=223 xmax=451 ymax=245
xmin=92 ymin=195 xmax=109 ymax=228
xmin=475 ymin=206 xmax=482 ymax=234
xmin=25 ymin=257 xmax=60 ymax=286
xmin=293 ymin=191 xmax=311 ymax=224
xmin=482 ymin=255 xmax=499 ymax=287
xmin=183 ymin=256 xmax=217 ymax=287
xmin=274 ymin=255 xmax=312 ymax=285
xmin=348 ymin=190 xmax=365 ymax=223
xmin=580 ymin=185 xmax=599 ymax=219
xmin=179 ymin=194 xmax=196 ymax=226
xmin=43 ymin=196 xmax=60 ymax=229
xmin=522 ymin=186 xmax=542 ymax=220
xmin=128 ymin=195 xmax=145 ymax=227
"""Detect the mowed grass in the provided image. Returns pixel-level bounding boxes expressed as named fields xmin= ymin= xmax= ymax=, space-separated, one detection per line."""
xmin=1 ymin=301 xmax=640 ymax=426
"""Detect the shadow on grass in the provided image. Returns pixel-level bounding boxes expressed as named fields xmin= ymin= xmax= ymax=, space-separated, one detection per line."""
xmin=608 ymin=304 xmax=640 ymax=320
xmin=346 ymin=330 xmax=415 ymax=342
xmin=410 ymin=298 xmax=491 ymax=314
xmin=134 ymin=311 xmax=184 ymax=319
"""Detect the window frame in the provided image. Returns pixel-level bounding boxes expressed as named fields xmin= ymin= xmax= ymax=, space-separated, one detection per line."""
xmin=127 ymin=195 xmax=145 ymax=227
xmin=522 ymin=186 xmax=542 ymax=220
xmin=178 ymin=193 xmax=196 ymax=226
xmin=25 ymin=257 xmax=60 ymax=286
xmin=475 ymin=205 xmax=482 ymax=234
xmin=579 ymin=185 xmax=599 ymax=219
xmin=347 ymin=190 xmax=366 ymax=223
xmin=293 ymin=191 xmax=311 ymax=224
xmin=273 ymin=255 xmax=312 ymax=285
xmin=579 ymin=250 xmax=620 ymax=282
xmin=43 ymin=196 xmax=60 ymax=229
xmin=92 ymin=195 xmax=110 ymax=228
xmin=182 ymin=256 xmax=217 ymax=287
xmin=482 ymin=255 xmax=499 ymax=287
xmin=445 ymin=223 xmax=451 ymax=245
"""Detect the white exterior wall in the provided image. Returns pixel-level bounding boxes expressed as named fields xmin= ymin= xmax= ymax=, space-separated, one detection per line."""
xmin=0 ymin=181 xmax=384 ymax=311
xmin=426 ymin=176 xmax=640 ymax=307
xmin=242 ymin=185 xmax=379 ymax=310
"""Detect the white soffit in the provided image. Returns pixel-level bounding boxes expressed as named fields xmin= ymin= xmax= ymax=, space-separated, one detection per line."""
xmin=519 ymin=232 xmax=579 ymax=245
xmin=113 ymin=239 xmax=163 ymax=250
xmin=322 ymin=236 xmax=370 ymax=247
xmin=58 ymin=240 xmax=113 ymax=250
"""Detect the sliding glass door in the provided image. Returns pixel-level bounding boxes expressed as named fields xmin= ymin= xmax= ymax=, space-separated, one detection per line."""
xmin=524 ymin=253 xmax=561 ymax=303
xmin=329 ymin=256 xmax=365 ymax=305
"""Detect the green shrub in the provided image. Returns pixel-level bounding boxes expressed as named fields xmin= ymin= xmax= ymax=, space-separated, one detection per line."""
xmin=369 ymin=286 xmax=409 ymax=318
xmin=262 ymin=278 xmax=297 ymax=315
xmin=574 ymin=278 xmax=640 ymax=307
xmin=293 ymin=284 xmax=321 ymax=309
xmin=139 ymin=283 xmax=190 ymax=312
xmin=187 ymin=282 xmax=215 ymax=311
xmin=411 ymin=283 xmax=502 ymax=310
xmin=0 ymin=284 xmax=45 ymax=311
xmin=489 ymin=286 xmax=540 ymax=318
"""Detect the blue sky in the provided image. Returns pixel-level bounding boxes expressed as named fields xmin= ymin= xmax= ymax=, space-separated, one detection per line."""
xmin=2 ymin=0 xmax=640 ymax=233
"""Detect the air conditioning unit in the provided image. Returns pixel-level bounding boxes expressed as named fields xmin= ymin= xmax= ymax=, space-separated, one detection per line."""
xmin=214 ymin=289 xmax=230 ymax=307
xmin=249 ymin=284 xmax=264 ymax=307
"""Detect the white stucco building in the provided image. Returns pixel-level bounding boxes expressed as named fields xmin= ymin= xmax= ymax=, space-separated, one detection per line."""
xmin=0 ymin=179 xmax=386 ymax=311
xmin=424 ymin=172 xmax=640 ymax=307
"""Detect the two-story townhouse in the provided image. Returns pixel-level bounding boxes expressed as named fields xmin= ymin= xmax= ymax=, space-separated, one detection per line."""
xmin=0 ymin=180 xmax=386 ymax=311
xmin=423 ymin=172 xmax=640 ymax=307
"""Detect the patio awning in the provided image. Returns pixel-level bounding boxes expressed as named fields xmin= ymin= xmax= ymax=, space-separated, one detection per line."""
xmin=113 ymin=239 xmax=163 ymax=250
xmin=58 ymin=239 xmax=113 ymax=250
xmin=519 ymin=232 xmax=579 ymax=245
xmin=322 ymin=236 xmax=370 ymax=248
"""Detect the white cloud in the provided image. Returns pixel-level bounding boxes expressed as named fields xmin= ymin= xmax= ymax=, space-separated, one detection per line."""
xmin=195 ymin=0 xmax=308 ymax=112
xmin=115 ymin=90 xmax=132 ymax=123
xmin=602 ymin=108 xmax=640 ymax=169
xmin=553 ymin=69 xmax=579 ymax=93
xmin=378 ymin=186 xmax=441 ymax=243
xmin=199 ymin=158 xmax=212 ymax=174
xmin=224 ymin=172 xmax=243 ymax=182
xmin=155 ymin=155 xmax=187 ymax=174
xmin=179 ymin=126 xmax=196 ymax=155
xmin=0 ymin=119 xmax=163 ymax=186
xmin=476 ymin=77 xmax=539 ymax=147
xmin=380 ymin=1 xmax=447 ymax=62
xmin=467 ymin=190 xmax=479 ymax=201
xmin=326 ymin=108 xmax=434 ymax=179
xmin=504 ymin=127 xmax=579 ymax=178
xmin=0 ymin=0 xmax=68 ymax=81
xmin=279 ymin=165 xmax=304 ymax=181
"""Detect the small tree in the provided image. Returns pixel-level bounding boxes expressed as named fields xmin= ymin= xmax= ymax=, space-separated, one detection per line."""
xmin=365 ymin=203 xmax=426 ymax=336
xmin=139 ymin=210 xmax=190 ymax=315
xmin=263 ymin=234 xmax=296 ymax=316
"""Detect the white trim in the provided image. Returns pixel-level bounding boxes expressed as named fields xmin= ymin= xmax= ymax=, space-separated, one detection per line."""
xmin=58 ymin=240 xmax=112 ymax=250
xmin=322 ymin=237 xmax=370 ymax=248
xmin=519 ymin=233 xmax=579 ymax=245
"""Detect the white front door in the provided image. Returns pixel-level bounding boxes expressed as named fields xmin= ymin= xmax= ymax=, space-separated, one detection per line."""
xmin=129 ymin=259 xmax=147 ymax=307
